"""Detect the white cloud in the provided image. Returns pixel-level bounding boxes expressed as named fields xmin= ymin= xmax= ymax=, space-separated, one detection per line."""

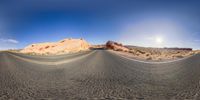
xmin=0 ymin=38 xmax=19 ymax=44
xmin=7 ymin=39 xmax=19 ymax=44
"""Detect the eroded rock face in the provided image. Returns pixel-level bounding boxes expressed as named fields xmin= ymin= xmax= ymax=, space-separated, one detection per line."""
xmin=20 ymin=38 xmax=90 ymax=55
xmin=106 ymin=41 xmax=129 ymax=52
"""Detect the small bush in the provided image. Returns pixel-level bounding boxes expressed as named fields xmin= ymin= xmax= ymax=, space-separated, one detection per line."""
xmin=146 ymin=57 xmax=152 ymax=60
xmin=129 ymin=50 xmax=135 ymax=54
xmin=136 ymin=50 xmax=145 ymax=54
xmin=175 ymin=55 xmax=184 ymax=58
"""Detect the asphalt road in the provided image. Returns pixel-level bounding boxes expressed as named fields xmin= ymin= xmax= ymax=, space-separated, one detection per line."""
xmin=0 ymin=50 xmax=200 ymax=100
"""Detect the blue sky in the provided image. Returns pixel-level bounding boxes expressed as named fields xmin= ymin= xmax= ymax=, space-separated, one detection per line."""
xmin=0 ymin=0 xmax=200 ymax=49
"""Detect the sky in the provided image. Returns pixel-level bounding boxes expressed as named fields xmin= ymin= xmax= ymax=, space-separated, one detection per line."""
xmin=0 ymin=0 xmax=200 ymax=49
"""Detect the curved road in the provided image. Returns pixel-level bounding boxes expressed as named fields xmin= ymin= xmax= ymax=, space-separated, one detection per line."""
xmin=0 ymin=50 xmax=200 ymax=100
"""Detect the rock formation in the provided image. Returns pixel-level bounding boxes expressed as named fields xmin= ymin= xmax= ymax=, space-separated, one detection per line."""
xmin=106 ymin=41 xmax=129 ymax=52
xmin=20 ymin=38 xmax=90 ymax=55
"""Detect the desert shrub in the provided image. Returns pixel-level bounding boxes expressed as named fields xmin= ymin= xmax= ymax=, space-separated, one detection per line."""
xmin=136 ymin=50 xmax=145 ymax=54
xmin=146 ymin=57 xmax=152 ymax=60
xmin=129 ymin=50 xmax=135 ymax=54
xmin=26 ymin=52 xmax=36 ymax=55
xmin=129 ymin=48 xmax=134 ymax=50
xmin=174 ymin=55 xmax=184 ymax=58
xmin=46 ymin=52 xmax=50 ymax=55
xmin=156 ymin=58 xmax=162 ymax=61
xmin=145 ymin=53 xmax=150 ymax=56
xmin=45 ymin=46 xmax=50 ymax=49
xmin=188 ymin=52 xmax=194 ymax=55
xmin=115 ymin=48 xmax=123 ymax=51
xmin=60 ymin=40 xmax=65 ymax=43
xmin=136 ymin=52 xmax=141 ymax=56
xmin=124 ymin=50 xmax=128 ymax=52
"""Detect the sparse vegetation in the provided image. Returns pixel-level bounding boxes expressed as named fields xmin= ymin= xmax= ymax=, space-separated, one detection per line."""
xmin=112 ymin=45 xmax=196 ymax=61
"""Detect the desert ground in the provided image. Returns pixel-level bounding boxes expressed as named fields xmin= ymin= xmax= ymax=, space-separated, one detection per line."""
xmin=113 ymin=47 xmax=195 ymax=62
xmin=105 ymin=41 xmax=199 ymax=62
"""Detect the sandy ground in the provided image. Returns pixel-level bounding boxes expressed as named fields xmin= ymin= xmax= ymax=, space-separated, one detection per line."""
xmin=111 ymin=50 xmax=194 ymax=62
xmin=113 ymin=45 xmax=197 ymax=61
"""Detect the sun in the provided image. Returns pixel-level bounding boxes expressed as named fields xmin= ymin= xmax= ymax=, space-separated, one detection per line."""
xmin=155 ymin=36 xmax=163 ymax=44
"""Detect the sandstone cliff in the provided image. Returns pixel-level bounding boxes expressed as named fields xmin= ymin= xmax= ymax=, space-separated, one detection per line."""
xmin=20 ymin=38 xmax=90 ymax=55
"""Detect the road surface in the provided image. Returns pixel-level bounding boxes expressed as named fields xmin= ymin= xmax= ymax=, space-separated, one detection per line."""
xmin=0 ymin=50 xmax=200 ymax=100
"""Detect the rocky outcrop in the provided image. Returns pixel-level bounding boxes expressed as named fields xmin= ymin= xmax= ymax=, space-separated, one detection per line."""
xmin=106 ymin=41 xmax=129 ymax=52
xmin=20 ymin=38 xmax=90 ymax=55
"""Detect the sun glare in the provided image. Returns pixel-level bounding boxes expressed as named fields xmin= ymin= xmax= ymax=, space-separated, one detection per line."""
xmin=155 ymin=36 xmax=163 ymax=44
